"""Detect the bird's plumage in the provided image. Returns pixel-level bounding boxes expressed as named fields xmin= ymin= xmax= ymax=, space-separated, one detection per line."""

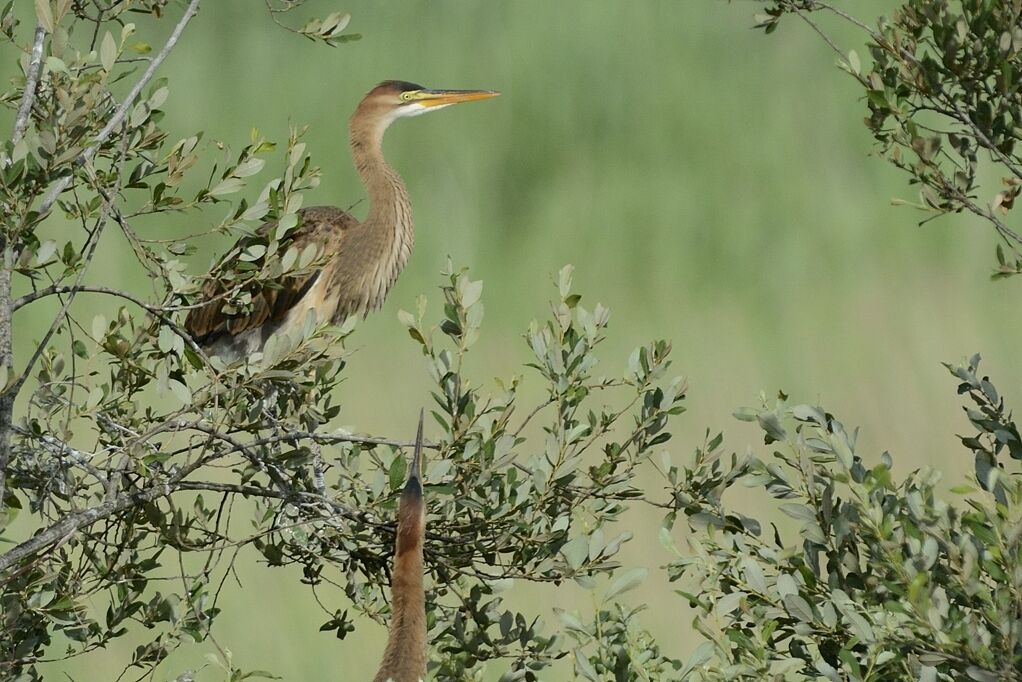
xmin=185 ymin=206 xmax=359 ymax=358
xmin=184 ymin=81 xmax=498 ymax=361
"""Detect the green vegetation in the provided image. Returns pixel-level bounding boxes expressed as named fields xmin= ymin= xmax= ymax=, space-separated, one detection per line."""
xmin=2 ymin=1 xmax=1021 ymax=680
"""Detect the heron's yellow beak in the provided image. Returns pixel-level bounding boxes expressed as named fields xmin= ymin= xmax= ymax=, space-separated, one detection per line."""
xmin=413 ymin=89 xmax=501 ymax=107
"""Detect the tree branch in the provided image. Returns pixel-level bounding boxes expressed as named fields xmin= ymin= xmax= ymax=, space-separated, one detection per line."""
xmin=0 ymin=473 xmax=383 ymax=576
xmin=35 ymin=0 xmax=202 ymax=219
xmin=0 ymin=21 xmax=49 ymax=519
xmin=175 ymin=481 xmax=373 ymax=524
xmin=160 ymin=419 xmax=441 ymax=453
xmin=9 ymin=24 xmax=46 ymax=148
xmin=13 ymin=426 xmax=110 ymax=487
xmin=0 ymin=481 xmax=170 ymax=574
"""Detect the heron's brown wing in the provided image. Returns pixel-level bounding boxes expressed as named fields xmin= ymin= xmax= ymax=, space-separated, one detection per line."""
xmin=185 ymin=207 xmax=358 ymax=345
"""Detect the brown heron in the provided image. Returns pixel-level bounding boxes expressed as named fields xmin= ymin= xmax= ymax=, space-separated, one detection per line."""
xmin=185 ymin=81 xmax=499 ymax=360
xmin=374 ymin=410 xmax=427 ymax=682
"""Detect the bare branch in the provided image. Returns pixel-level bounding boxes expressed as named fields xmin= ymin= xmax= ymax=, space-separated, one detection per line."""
xmin=156 ymin=419 xmax=441 ymax=453
xmin=176 ymin=481 xmax=372 ymax=524
xmin=177 ymin=420 xmax=292 ymax=493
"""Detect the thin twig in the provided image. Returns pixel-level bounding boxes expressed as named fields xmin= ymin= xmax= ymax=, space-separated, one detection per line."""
xmin=176 ymin=481 xmax=372 ymax=524
xmin=35 ymin=0 xmax=202 ymax=219
xmin=813 ymin=0 xmax=875 ymax=34
xmin=0 ymin=473 xmax=383 ymax=576
xmin=513 ymin=398 xmax=554 ymax=438
xmin=4 ymin=131 xmax=137 ymax=401
xmin=12 ymin=283 xmax=210 ymax=362
xmin=5 ymin=206 xmax=107 ymax=400
xmin=157 ymin=418 xmax=439 ymax=452
xmin=177 ymin=420 xmax=291 ymax=493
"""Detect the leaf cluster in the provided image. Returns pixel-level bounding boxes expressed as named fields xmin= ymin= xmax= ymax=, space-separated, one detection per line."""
xmin=663 ymin=369 xmax=1022 ymax=681
xmin=753 ymin=0 xmax=1022 ymax=277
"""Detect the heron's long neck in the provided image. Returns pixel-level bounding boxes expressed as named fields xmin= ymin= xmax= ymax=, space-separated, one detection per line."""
xmin=349 ymin=118 xmax=414 ymax=263
xmin=373 ymin=493 xmax=427 ymax=682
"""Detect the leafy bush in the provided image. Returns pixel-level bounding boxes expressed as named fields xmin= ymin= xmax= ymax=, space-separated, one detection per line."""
xmin=0 ymin=5 xmax=686 ymax=680
xmin=666 ymin=1 xmax=1022 ymax=679
xmin=662 ymin=360 xmax=1022 ymax=680
xmin=3 ymin=1 xmax=1022 ymax=681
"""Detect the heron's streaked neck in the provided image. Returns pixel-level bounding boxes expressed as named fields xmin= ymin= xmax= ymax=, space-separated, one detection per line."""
xmin=373 ymin=492 xmax=427 ymax=682
xmin=349 ymin=117 xmax=411 ymax=236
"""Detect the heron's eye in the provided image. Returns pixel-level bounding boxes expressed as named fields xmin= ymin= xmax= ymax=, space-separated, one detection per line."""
xmin=400 ymin=92 xmax=414 ymax=102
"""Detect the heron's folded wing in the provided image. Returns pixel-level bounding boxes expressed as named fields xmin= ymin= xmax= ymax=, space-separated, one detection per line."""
xmin=184 ymin=207 xmax=356 ymax=344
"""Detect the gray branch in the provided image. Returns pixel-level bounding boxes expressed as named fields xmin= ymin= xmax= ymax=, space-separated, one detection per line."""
xmin=0 ymin=481 xmax=171 ymax=574
xmin=168 ymin=420 xmax=441 ymax=451
xmin=9 ymin=24 xmax=47 ymax=148
xmin=35 ymin=0 xmax=202 ymax=218
xmin=0 ymin=21 xmax=49 ymax=526
xmin=17 ymin=428 xmax=110 ymax=486
xmin=176 ymin=481 xmax=375 ymax=526
xmin=0 ymin=476 xmax=376 ymax=575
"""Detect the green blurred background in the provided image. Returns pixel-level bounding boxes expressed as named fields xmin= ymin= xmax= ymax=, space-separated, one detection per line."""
xmin=12 ymin=0 xmax=1022 ymax=679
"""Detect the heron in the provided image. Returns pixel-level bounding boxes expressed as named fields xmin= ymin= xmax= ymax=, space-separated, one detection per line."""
xmin=184 ymin=81 xmax=499 ymax=360
xmin=374 ymin=410 xmax=427 ymax=682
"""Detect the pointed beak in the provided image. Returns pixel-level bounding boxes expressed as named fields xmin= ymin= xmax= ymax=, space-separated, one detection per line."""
xmin=414 ymin=88 xmax=501 ymax=108
xmin=408 ymin=408 xmax=424 ymax=482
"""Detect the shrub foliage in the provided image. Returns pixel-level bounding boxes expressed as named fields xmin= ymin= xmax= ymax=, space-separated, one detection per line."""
xmin=1 ymin=2 xmax=1021 ymax=682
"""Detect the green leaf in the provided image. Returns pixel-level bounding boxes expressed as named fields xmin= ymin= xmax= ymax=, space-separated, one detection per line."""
xmin=555 ymin=608 xmax=586 ymax=633
xmin=560 ymin=535 xmax=588 ymax=570
xmin=397 ymin=309 xmax=416 ymax=328
xmin=149 ymin=86 xmax=169 ymax=109
xmin=847 ymin=49 xmax=860 ymax=75
xmin=779 ymin=503 xmax=816 ymax=522
xmin=35 ymin=240 xmax=57 ymax=264
xmin=210 ymin=178 xmax=245 ymax=197
xmin=100 ymin=31 xmax=117 ymax=72
xmin=158 ymin=325 xmax=176 ymax=353
xmin=573 ymin=650 xmax=599 ymax=682
xmin=461 ymin=278 xmax=483 ymax=308
xmin=44 ymin=56 xmax=68 ymax=74
xmin=783 ymin=594 xmax=814 ymax=622
xmin=742 ymin=557 xmax=767 ymax=594
xmin=169 ymin=379 xmax=192 ymax=406
xmin=388 ymin=455 xmax=406 ymax=490
xmin=34 ymin=0 xmax=53 ymax=32
xmin=558 ymin=264 xmax=574 ymax=298
xmin=605 ymin=567 xmax=647 ymax=600
xmin=233 ymin=158 xmax=265 ymax=178
xmin=91 ymin=315 xmax=106 ymax=342
xmin=679 ymin=642 xmax=714 ymax=677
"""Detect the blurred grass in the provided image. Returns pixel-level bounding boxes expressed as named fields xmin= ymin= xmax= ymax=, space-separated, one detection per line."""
xmin=10 ymin=0 xmax=1022 ymax=679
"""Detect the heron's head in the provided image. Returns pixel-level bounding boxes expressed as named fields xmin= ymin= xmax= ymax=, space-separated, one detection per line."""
xmin=354 ymin=80 xmax=500 ymax=132
xmin=396 ymin=409 xmax=426 ymax=556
